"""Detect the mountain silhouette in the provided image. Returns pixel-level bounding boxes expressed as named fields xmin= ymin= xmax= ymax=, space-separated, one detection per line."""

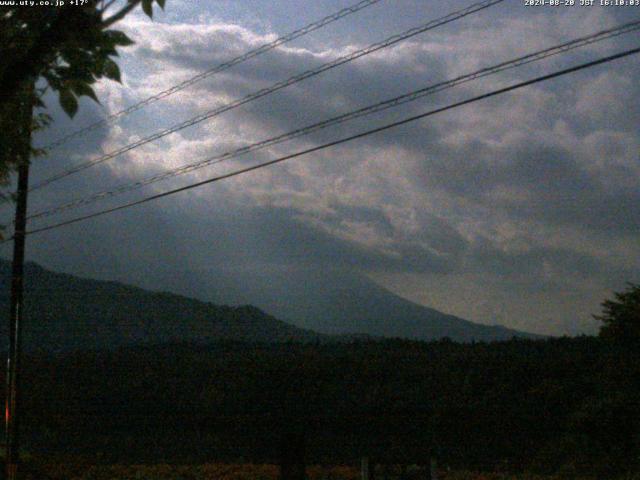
xmin=0 ymin=260 xmax=540 ymax=352
xmin=205 ymin=265 xmax=543 ymax=341
xmin=0 ymin=260 xmax=322 ymax=352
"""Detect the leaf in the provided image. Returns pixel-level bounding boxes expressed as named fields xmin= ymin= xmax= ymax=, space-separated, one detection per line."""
xmin=81 ymin=85 xmax=99 ymax=104
xmin=156 ymin=0 xmax=165 ymax=9
xmin=61 ymin=48 xmax=92 ymax=68
xmin=69 ymin=81 xmax=100 ymax=104
xmin=102 ymin=58 xmax=121 ymax=83
xmin=59 ymin=89 xmax=78 ymax=118
xmin=141 ymin=0 xmax=153 ymax=18
xmin=105 ymin=30 xmax=135 ymax=47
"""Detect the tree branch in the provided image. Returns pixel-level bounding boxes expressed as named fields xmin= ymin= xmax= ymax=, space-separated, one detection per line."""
xmin=100 ymin=0 xmax=120 ymax=16
xmin=102 ymin=0 xmax=141 ymax=28
xmin=0 ymin=10 xmax=65 ymax=108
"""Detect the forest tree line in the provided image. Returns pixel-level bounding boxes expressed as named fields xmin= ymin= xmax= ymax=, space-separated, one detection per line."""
xmin=2 ymin=334 xmax=636 ymax=478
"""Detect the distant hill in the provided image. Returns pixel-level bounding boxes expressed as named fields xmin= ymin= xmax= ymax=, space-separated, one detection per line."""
xmin=60 ymin=262 xmax=542 ymax=343
xmin=0 ymin=260 xmax=540 ymax=351
xmin=218 ymin=266 xmax=544 ymax=342
xmin=0 ymin=260 xmax=323 ymax=351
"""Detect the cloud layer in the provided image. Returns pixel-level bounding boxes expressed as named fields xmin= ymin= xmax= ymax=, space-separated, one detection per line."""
xmin=13 ymin=1 xmax=640 ymax=336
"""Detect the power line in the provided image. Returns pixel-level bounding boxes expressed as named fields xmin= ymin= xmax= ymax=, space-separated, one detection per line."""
xmin=25 ymin=19 xmax=640 ymax=222
xmin=29 ymin=0 xmax=504 ymax=192
xmin=39 ymin=0 xmax=386 ymax=151
xmin=21 ymin=46 xmax=640 ymax=238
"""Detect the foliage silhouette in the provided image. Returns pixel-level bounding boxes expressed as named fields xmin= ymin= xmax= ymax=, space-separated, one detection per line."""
xmin=0 ymin=0 xmax=166 ymax=196
xmin=594 ymin=283 xmax=640 ymax=348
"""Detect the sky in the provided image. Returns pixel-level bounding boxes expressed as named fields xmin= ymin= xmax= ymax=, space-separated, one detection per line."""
xmin=2 ymin=0 xmax=640 ymax=336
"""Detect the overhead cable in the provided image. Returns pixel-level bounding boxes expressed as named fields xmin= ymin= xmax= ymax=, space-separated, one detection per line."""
xmin=40 ymin=0 xmax=386 ymax=151
xmin=21 ymin=46 xmax=640 ymax=238
xmin=26 ymin=19 xmax=640 ymax=222
xmin=30 ymin=0 xmax=504 ymax=192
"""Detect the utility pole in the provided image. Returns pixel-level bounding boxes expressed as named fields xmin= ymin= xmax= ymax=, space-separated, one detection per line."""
xmin=5 ymin=83 xmax=34 ymax=480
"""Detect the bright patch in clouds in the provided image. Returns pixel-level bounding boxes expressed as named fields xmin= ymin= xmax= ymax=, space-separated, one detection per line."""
xmin=24 ymin=1 xmax=640 ymax=336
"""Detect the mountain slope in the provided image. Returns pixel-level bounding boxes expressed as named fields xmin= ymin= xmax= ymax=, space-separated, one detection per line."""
xmin=223 ymin=266 xmax=543 ymax=342
xmin=0 ymin=260 xmax=540 ymax=351
xmin=0 ymin=260 xmax=322 ymax=351
xmin=142 ymin=265 xmax=542 ymax=342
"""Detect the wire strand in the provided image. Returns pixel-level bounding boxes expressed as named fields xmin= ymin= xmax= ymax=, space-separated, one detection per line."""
xmin=39 ymin=0 xmax=386 ymax=151
xmin=21 ymin=46 xmax=640 ymax=238
xmin=29 ymin=0 xmax=504 ymax=192
xmin=25 ymin=19 xmax=640 ymax=222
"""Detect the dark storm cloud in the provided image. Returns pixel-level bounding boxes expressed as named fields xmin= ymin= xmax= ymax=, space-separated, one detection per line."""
xmin=468 ymin=236 xmax=628 ymax=280
xmin=12 ymin=2 xmax=640 ymax=335
xmin=411 ymin=126 xmax=640 ymax=235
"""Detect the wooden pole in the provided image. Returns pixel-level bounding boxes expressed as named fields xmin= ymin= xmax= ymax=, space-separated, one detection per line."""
xmin=429 ymin=458 xmax=437 ymax=480
xmin=361 ymin=456 xmax=375 ymax=480
xmin=360 ymin=457 xmax=369 ymax=480
xmin=5 ymin=84 xmax=33 ymax=480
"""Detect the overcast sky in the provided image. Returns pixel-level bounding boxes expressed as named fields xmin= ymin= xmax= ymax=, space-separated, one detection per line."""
xmin=3 ymin=0 xmax=639 ymax=336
